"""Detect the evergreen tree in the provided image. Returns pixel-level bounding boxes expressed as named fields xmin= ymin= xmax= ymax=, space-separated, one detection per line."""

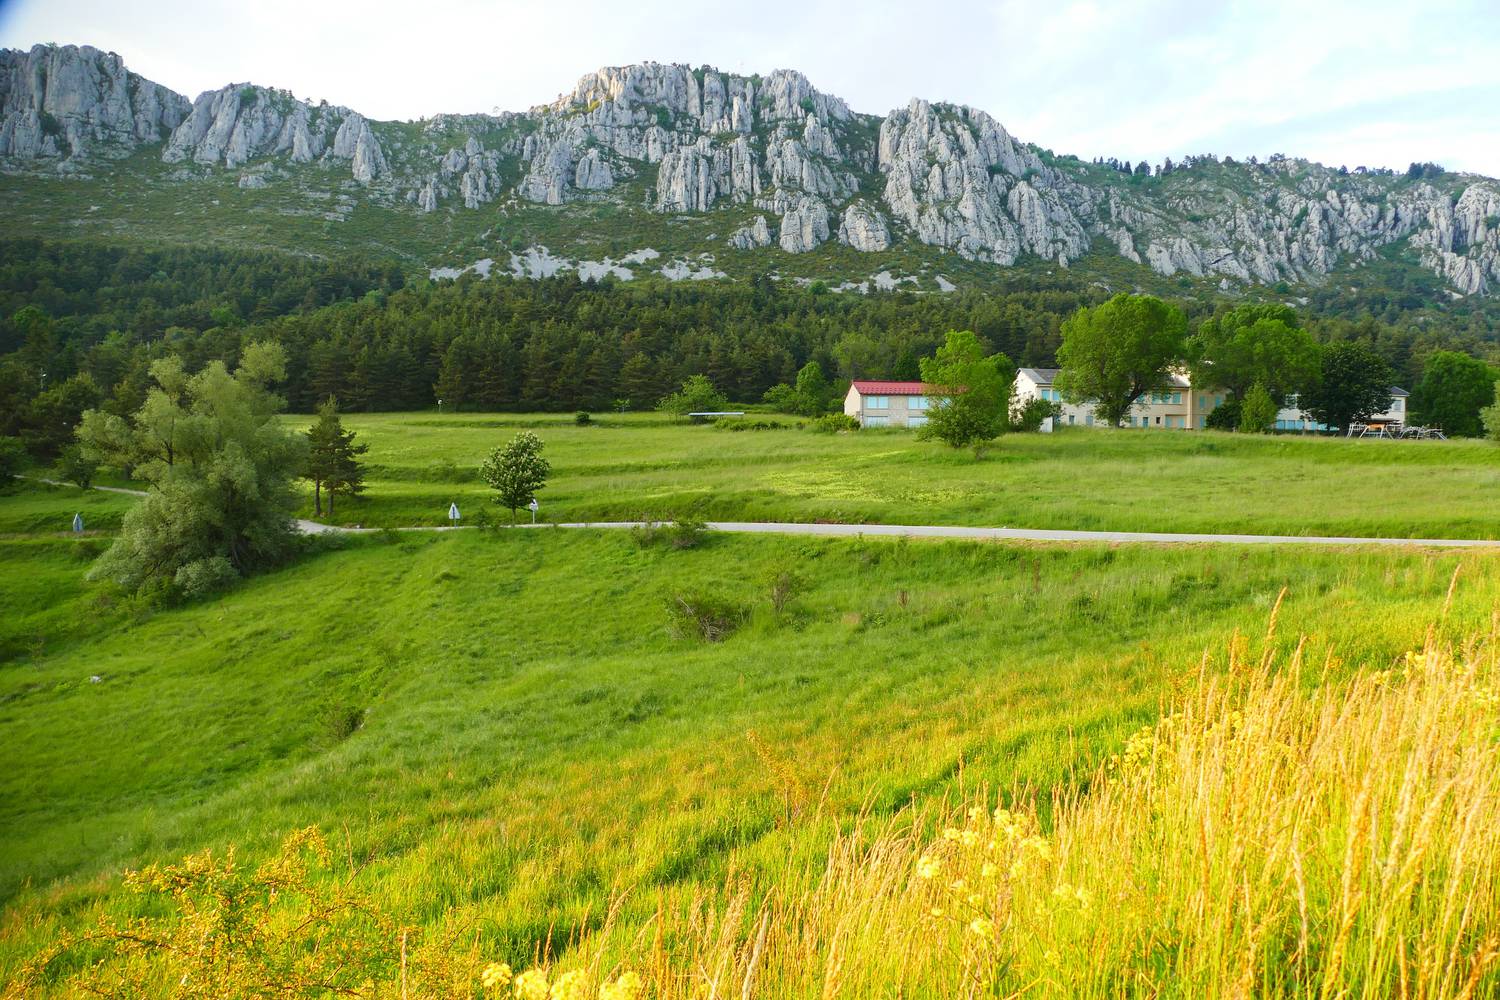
xmin=304 ymin=397 xmax=368 ymax=518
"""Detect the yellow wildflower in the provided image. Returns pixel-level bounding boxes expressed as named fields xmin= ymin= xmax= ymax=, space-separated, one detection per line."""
xmin=941 ymin=827 xmax=963 ymax=841
xmin=980 ymin=862 xmax=998 ymax=879
xmin=482 ymin=962 xmax=514 ymax=990
xmin=915 ymin=854 xmax=941 ymax=879
xmin=550 ymin=969 xmax=591 ymax=1000
xmin=514 ymin=969 xmax=550 ymax=1000
xmin=968 ymin=917 xmax=994 ymax=940
xmin=598 ymin=971 xmax=644 ymax=1000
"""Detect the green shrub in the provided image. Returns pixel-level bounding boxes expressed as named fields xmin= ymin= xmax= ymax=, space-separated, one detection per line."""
xmin=665 ymin=590 xmax=747 ymax=642
xmin=715 ymin=418 xmax=783 ymax=431
xmin=56 ymin=445 xmax=98 ymax=489
xmin=0 ymin=436 xmax=24 ymax=488
xmin=173 ymin=556 xmax=239 ymax=600
xmin=1010 ymin=396 xmax=1060 ymax=432
xmin=810 ymin=414 xmax=859 ymax=434
xmin=633 ymin=517 xmax=709 ymax=550
xmin=575 ymin=411 xmax=593 ymax=426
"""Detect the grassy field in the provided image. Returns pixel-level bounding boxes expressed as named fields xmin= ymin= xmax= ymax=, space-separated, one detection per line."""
xmin=3 ymin=477 xmax=1500 ymax=994
xmin=277 ymin=412 xmax=1500 ymax=539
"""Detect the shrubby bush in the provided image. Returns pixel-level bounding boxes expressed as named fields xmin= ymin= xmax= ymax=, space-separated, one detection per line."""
xmin=1010 ymin=396 xmax=1059 ymax=432
xmin=810 ymin=413 xmax=859 ymax=433
xmin=173 ymin=556 xmax=238 ymax=600
xmin=665 ymin=590 xmax=747 ymax=642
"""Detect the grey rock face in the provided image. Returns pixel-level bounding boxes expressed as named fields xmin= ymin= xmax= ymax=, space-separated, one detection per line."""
xmin=0 ymin=43 xmax=187 ymax=158
xmin=779 ymin=196 xmax=829 ymax=253
xmin=163 ymin=85 xmax=384 ymax=183
xmin=6 ymin=44 xmax=1500 ymax=297
xmin=728 ymin=215 xmax=772 ymax=249
xmin=838 ymin=201 xmax=891 ymax=251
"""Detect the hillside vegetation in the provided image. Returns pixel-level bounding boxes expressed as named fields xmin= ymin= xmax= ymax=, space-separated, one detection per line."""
xmin=262 ymin=413 xmax=1500 ymax=539
xmin=1 ymin=479 xmax=1497 ymax=993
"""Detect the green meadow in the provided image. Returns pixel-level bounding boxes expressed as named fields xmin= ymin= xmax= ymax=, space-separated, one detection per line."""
xmin=3 ymin=474 xmax=1500 ymax=986
xmin=278 ymin=412 xmax=1500 ymax=539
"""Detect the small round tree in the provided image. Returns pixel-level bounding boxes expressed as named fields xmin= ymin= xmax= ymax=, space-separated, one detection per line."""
xmin=481 ymin=431 xmax=550 ymax=523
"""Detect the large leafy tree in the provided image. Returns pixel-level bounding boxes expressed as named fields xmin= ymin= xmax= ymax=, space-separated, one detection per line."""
xmin=77 ymin=343 xmax=305 ymax=594
xmin=1189 ymin=304 xmax=1321 ymax=402
xmin=658 ymin=375 xmax=729 ymax=417
xmin=919 ymin=330 xmax=1015 ymax=455
xmin=304 ymin=397 xmax=368 ymax=518
xmin=1055 ymin=294 xmax=1187 ymax=427
xmin=1410 ymin=350 xmax=1498 ymax=436
xmin=1301 ymin=342 xmax=1397 ymax=433
xmin=1481 ymin=383 xmax=1500 ymax=441
xmin=481 ymin=431 xmax=550 ymax=522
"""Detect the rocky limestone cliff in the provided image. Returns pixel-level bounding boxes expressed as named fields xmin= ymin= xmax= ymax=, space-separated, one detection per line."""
xmin=4 ymin=42 xmax=1500 ymax=297
xmin=0 ymin=43 xmax=187 ymax=160
xmin=161 ymin=85 xmax=385 ymax=183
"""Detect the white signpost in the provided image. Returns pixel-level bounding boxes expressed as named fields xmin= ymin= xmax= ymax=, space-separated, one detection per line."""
xmin=72 ymin=512 xmax=84 ymax=533
xmin=528 ymin=498 xmax=539 ymax=524
xmin=447 ymin=502 xmax=460 ymax=524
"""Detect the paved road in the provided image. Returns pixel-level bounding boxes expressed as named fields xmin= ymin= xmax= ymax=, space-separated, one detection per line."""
xmin=28 ymin=479 xmax=1500 ymax=548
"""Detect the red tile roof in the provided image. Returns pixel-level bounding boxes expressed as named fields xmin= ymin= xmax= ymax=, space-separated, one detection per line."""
xmin=850 ymin=380 xmax=930 ymax=395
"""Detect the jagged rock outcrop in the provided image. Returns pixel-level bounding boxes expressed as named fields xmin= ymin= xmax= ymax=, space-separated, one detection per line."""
xmin=162 ymin=85 xmax=384 ymax=182
xmin=779 ymin=196 xmax=828 ymax=253
xmin=728 ymin=215 xmax=772 ymax=249
xmin=654 ymin=134 xmax=758 ymax=211
xmin=838 ymin=201 xmax=891 ymax=251
xmin=5 ymin=43 xmax=1500 ymax=297
xmin=0 ymin=43 xmax=187 ymax=158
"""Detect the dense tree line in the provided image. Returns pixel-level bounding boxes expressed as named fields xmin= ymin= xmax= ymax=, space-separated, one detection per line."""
xmin=2 ymin=238 xmax=1498 ymax=459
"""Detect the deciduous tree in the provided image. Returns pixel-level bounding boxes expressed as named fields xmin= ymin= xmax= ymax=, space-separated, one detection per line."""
xmin=1055 ymin=294 xmax=1187 ymax=427
xmin=481 ymin=431 xmax=550 ymax=523
xmin=919 ymin=330 xmax=1015 ymax=455
xmin=1301 ymin=342 xmax=1396 ymax=432
xmin=77 ymin=342 xmax=305 ymax=594
xmin=1410 ymin=350 xmax=1498 ymax=436
xmin=1189 ymin=304 xmax=1320 ymax=402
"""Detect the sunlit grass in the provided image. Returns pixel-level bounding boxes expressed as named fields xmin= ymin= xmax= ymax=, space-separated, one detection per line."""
xmin=277 ymin=412 xmax=1500 ymax=538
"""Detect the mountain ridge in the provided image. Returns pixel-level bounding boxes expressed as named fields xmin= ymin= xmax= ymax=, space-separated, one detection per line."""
xmin=2 ymin=41 xmax=1498 ymax=298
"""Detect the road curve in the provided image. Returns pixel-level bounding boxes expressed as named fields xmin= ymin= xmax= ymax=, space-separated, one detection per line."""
xmin=25 ymin=479 xmax=1500 ymax=548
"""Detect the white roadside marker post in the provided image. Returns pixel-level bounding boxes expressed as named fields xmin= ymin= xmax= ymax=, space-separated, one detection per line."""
xmin=448 ymin=502 xmax=460 ymax=526
xmin=528 ymin=498 xmax=539 ymax=524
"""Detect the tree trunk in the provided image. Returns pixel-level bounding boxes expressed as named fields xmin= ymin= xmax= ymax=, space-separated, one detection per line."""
xmin=327 ymin=487 xmax=335 ymax=518
xmin=314 ymin=480 xmax=322 ymax=517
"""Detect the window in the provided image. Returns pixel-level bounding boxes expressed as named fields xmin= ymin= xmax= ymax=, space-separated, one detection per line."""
xmin=1197 ymin=415 xmax=1206 ymax=429
xmin=864 ymin=415 xmax=888 ymax=427
xmin=1173 ymin=392 xmax=1183 ymax=405
xmin=1393 ymin=398 xmax=1404 ymax=411
xmin=1198 ymin=395 xmax=1207 ymax=409
xmin=909 ymin=395 xmax=929 ymax=410
xmin=1085 ymin=414 xmax=1094 ymax=426
xmin=1068 ymin=414 xmax=1075 ymax=425
xmin=908 ymin=415 xmax=928 ymax=428
xmin=864 ymin=395 xmax=888 ymax=409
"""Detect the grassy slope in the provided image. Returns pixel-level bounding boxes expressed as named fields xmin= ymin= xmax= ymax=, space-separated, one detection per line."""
xmin=284 ymin=413 xmax=1500 ymax=539
xmin=2 ymin=482 xmax=1498 ymax=975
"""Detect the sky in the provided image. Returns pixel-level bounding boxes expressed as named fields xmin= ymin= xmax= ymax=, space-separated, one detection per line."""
xmin=2 ymin=0 xmax=1497 ymax=175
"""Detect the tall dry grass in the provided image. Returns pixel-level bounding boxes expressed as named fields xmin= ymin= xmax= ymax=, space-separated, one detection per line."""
xmin=573 ymin=607 xmax=1500 ymax=998
xmin=9 ymin=605 xmax=1500 ymax=998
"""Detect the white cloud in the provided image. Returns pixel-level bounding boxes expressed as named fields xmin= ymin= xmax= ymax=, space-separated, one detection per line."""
xmin=1 ymin=0 xmax=1496 ymax=173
